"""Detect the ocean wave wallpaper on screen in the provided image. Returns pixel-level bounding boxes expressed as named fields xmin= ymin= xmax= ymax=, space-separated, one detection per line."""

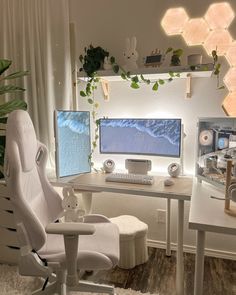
xmin=55 ymin=111 xmax=91 ymax=177
xmin=99 ymin=118 xmax=181 ymax=157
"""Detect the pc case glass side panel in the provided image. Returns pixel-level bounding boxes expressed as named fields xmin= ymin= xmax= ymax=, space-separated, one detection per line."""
xmin=56 ymin=110 xmax=91 ymax=178
xmin=99 ymin=118 xmax=181 ymax=158
xmin=196 ymin=117 xmax=236 ymax=188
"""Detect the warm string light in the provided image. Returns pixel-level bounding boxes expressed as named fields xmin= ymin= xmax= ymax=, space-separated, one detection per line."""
xmin=161 ymin=2 xmax=236 ymax=116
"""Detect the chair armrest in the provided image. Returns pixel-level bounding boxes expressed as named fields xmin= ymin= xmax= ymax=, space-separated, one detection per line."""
xmin=45 ymin=222 xmax=95 ymax=235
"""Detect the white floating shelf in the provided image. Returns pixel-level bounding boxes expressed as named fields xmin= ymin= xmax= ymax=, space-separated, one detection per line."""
xmin=78 ymin=63 xmax=214 ymax=82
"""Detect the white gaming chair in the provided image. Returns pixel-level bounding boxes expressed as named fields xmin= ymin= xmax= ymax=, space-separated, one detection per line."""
xmin=4 ymin=110 xmax=119 ymax=295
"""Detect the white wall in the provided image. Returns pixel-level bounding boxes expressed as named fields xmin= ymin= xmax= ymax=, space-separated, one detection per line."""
xmin=69 ymin=0 xmax=236 ymax=256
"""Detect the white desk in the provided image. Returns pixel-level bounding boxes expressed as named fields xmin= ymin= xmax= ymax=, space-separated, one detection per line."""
xmin=189 ymin=181 xmax=236 ymax=295
xmin=54 ymin=173 xmax=193 ymax=295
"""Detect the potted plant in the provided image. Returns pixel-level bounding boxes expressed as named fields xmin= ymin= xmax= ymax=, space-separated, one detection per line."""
xmin=0 ymin=59 xmax=28 ymax=176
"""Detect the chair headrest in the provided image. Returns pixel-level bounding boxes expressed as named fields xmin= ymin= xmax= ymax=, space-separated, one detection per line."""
xmin=6 ymin=110 xmax=38 ymax=172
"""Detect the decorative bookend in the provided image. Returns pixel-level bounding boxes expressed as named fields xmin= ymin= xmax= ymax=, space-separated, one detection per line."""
xmin=225 ymin=160 xmax=236 ymax=217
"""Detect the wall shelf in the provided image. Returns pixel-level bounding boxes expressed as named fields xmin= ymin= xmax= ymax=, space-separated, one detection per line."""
xmin=77 ymin=63 xmax=214 ymax=99
xmin=77 ymin=63 xmax=214 ymax=82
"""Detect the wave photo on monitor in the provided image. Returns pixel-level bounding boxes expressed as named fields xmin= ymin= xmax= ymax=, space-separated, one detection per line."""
xmin=99 ymin=118 xmax=181 ymax=158
xmin=54 ymin=110 xmax=91 ymax=178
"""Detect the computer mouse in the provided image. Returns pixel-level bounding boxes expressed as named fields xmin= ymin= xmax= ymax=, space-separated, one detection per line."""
xmin=164 ymin=178 xmax=174 ymax=186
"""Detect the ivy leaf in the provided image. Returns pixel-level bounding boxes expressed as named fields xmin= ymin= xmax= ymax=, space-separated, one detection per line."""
xmin=152 ymin=82 xmax=159 ymax=91
xmin=110 ymin=56 xmax=115 ymax=64
xmin=80 ymin=91 xmax=86 ymax=97
xmin=140 ymin=74 xmax=146 ymax=81
xmin=113 ymin=64 xmax=119 ymax=73
xmin=165 ymin=47 xmax=173 ymax=54
xmin=131 ymin=75 xmax=139 ymax=83
xmin=87 ymin=98 xmax=94 ymax=104
xmin=95 ymin=119 xmax=100 ymax=125
xmin=131 ymin=82 xmax=139 ymax=89
xmin=175 ymin=73 xmax=180 ymax=77
xmin=158 ymin=79 xmax=165 ymax=85
xmin=169 ymin=71 xmax=174 ymax=77
xmin=121 ymin=73 xmax=127 ymax=80
xmin=214 ymin=63 xmax=221 ymax=75
xmin=126 ymin=71 xmax=131 ymax=78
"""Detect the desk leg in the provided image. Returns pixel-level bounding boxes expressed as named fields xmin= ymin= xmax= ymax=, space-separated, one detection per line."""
xmin=82 ymin=192 xmax=93 ymax=214
xmin=166 ymin=198 xmax=171 ymax=256
xmin=194 ymin=230 xmax=205 ymax=295
xmin=176 ymin=199 xmax=184 ymax=295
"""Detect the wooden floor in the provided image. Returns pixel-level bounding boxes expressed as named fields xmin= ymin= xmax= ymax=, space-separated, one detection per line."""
xmin=82 ymin=247 xmax=236 ymax=295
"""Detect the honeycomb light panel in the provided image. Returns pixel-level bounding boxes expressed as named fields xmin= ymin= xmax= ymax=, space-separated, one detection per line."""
xmin=226 ymin=41 xmax=236 ymax=67
xmin=204 ymin=2 xmax=234 ymax=30
xmin=182 ymin=18 xmax=210 ymax=46
xmin=224 ymin=67 xmax=236 ymax=92
xmin=161 ymin=3 xmax=236 ymax=116
xmin=161 ymin=8 xmax=189 ymax=35
xmin=222 ymin=92 xmax=236 ymax=116
xmin=203 ymin=29 xmax=232 ymax=56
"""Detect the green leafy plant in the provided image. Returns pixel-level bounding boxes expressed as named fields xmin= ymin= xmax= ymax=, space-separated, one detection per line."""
xmin=0 ymin=59 xmax=28 ymax=175
xmin=211 ymin=49 xmax=225 ymax=90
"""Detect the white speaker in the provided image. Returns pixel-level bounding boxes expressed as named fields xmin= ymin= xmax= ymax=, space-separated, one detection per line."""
xmin=103 ymin=159 xmax=115 ymax=173
xmin=168 ymin=163 xmax=181 ymax=178
xmin=125 ymin=159 xmax=152 ymax=175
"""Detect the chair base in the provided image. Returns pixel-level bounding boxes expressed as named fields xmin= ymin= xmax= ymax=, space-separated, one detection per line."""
xmin=32 ymin=280 xmax=115 ymax=295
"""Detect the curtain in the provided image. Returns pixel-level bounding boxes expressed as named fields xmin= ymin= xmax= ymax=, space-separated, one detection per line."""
xmin=0 ymin=0 xmax=73 ymax=168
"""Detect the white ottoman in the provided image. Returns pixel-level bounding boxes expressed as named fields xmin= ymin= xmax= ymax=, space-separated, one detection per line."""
xmin=110 ymin=215 xmax=148 ymax=269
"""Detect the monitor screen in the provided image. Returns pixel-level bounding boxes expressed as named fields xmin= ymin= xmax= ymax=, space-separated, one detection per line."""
xmin=99 ymin=118 xmax=181 ymax=158
xmin=54 ymin=110 xmax=91 ymax=178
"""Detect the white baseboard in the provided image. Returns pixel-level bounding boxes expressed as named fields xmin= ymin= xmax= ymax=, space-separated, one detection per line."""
xmin=147 ymin=239 xmax=236 ymax=260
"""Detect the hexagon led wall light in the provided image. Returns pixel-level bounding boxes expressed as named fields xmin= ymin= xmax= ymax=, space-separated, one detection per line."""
xmin=161 ymin=8 xmax=189 ymax=35
xmin=224 ymin=68 xmax=236 ymax=92
xmin=203 ymin=29 xmax=233 ymax=56
xmin=226 ymin=42 xmax=236 ymax=67
xmin=182 ymin=18 xmax=210 ymax=46
xmin=161 ymin=2 xmax=236 ymax=116
xmin=222 ymin=92 xmax=236 ymax=116
xmin=204 ymin=2 xmax=234 ymax=30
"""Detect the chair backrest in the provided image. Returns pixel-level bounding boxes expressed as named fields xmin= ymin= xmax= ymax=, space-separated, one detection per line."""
xmin=4 ymin=110 xmax=62 ymax=251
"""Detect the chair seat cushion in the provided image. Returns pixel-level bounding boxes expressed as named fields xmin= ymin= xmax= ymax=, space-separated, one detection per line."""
xmin=38 ymin=222 xmax=119 ymax=270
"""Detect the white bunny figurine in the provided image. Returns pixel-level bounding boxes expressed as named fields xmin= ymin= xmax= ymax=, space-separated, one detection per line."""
xmin=61 ymin=187 xmax=85 ymax=222
xmin=123 ymin=36 xmax=139 ymax=71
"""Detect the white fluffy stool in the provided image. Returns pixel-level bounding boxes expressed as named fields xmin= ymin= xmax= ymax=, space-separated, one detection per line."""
xmin=110 ymin=215 xmax=148 ymax=269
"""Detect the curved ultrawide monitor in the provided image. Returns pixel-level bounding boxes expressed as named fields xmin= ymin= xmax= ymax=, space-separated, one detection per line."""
xmin=99 ymin=118 xmax=181 ymax=158
xmin=54 ymin=110 xmax=91 ymax=178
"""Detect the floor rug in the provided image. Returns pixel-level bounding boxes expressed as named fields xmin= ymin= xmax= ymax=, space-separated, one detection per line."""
xmin=0 ymin=264 xmax=158 ymax=295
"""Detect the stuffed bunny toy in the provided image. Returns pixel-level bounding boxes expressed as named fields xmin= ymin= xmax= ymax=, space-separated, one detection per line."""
xmin=60 ymin=187 xmax=85 ymax=222
xmin=123 ymin=36 xmax=139 ymax=71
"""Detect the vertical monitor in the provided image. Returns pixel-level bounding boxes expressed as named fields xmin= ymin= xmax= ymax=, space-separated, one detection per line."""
xmin=54 ymin=110 xmax=91 ymax=178
xmin=99 ymin=118 xmax=181 ymax=158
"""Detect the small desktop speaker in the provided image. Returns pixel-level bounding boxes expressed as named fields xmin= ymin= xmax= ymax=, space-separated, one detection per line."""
xmin=103 ymin=159 xmax=115 ymax=173
xmin=168 ymin=163 xmax=181 ymax=178
xmin=125 ymin=159 xmax=152 ymax=175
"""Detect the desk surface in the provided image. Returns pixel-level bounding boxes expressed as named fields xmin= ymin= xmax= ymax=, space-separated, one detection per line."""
xmin=67 ymin=173 xmax=193 ymax=201
xmin=189 ymin=181 xmax=236 ymax=235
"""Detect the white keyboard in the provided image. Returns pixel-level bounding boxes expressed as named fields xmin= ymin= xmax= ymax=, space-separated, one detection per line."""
xmin=105 ymin=173 xmax=154 ymax=185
